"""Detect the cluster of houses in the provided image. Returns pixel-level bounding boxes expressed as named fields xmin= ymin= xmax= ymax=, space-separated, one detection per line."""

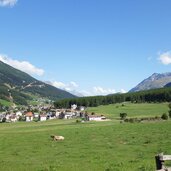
xmin=0 ymin=104 xmax=107 ymax=123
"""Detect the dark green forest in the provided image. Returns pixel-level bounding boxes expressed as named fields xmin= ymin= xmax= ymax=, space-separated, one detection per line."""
xmin=54 ymin=87 xmax=171 ymax=108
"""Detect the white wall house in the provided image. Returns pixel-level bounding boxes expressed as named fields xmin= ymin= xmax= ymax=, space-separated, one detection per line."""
xmin=16 ymin=111 xmax=22 ymax=116
xmin=39 ymin=114 xmax=47 ymax=121
xmin=34 ymin=113 xmax=39 ymax=118
xmin=80 ymin=106 xmax=85 ymax=111
xmin=88 ymin=115 xmax=106 ymax=121
xmin=55 ymin=111 xmax=61 ymax=118
xmin=5 ymin=114 xmax=10 ymax=122
xmin=0 ymin=115 xmax=5 ymax=122
xmin=64 ymin=112 xmax=74 ymax=119
xmin=10 ymin=115 xmax=17 ymax=122
xmin=25 ymin=112 xmax=33 ymax=122
xmin=71 ymin=104 xmax=77 ymax=110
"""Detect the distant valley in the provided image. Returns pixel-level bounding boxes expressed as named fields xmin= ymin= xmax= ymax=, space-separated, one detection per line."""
xmin=1 ymin=59 xmax=171 ymax=106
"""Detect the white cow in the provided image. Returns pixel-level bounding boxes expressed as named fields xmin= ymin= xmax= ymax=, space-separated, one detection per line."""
xmin=51 ymin=135 xmax=65 ymax=141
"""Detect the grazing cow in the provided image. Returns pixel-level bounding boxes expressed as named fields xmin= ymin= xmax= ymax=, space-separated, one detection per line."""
xmin=51 ymin=135 xmax=65 ymax=141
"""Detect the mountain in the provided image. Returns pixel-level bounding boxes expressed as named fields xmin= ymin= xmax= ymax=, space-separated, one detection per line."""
xmin=164 ymin=82 xmax=171 ymax=88
xmin=69 ymin=90 xmax=84 ymax=97
xmin=129 ymin=72 xmax=171 ymax=92
xmin=0 ymin=61 xmax=76 ymax=105
xmin=45 ymin=81 xmax=84 ymax=97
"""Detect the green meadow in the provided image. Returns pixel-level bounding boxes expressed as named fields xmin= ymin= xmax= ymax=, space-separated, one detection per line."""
xmin=0 ymin=103 xmax=171 ymax=171
xmin=86 ymin=102 xmax=169 ymax=119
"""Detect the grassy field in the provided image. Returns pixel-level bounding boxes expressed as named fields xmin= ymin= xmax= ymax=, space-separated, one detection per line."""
xmin=0 ymin=118 xmax=171 ymax=171
xmin=86 ymin=102 xmax=169 ymax=119
xmin=0 ymin=102 xmax=171 ymax=171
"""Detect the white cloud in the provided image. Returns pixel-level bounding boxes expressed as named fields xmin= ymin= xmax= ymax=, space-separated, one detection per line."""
xmin=93 ymin=86 xmax=116 ymax=95
xmin=50 ymin=82 xmax=116 ymax=96
xmin=0 ymin=0 xmax=17 ymax=7
xmin=120 ymin=89 xmax=127 ymax=93
xmin=49 ymin=81 xmax=85 ymax=96
xmin=0 ymin=54 xmax=44 ymax=76
xmin=70 ymin=81 xmax=79 ymax=88
xmin=50 ymin=81 xmax=79 ymax=91
xmin=79 ymin=90 xmax=92 ymax=97
xmin=80 ymin=87 xmax=127 ymax=96
xmin=48 ymin=81 xmax=127 ymax=97
xmin=158 ymin=51 xmax=171 ymax=65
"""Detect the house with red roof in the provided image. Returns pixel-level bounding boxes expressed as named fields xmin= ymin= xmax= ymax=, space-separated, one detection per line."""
xmin=25 ymin=112 xmax=33 ymax=122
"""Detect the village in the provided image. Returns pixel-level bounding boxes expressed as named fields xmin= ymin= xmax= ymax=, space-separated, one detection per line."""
xmin=0 ymin=104 xmax=107 ymax=123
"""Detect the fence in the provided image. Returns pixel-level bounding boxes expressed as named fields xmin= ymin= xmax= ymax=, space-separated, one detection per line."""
xmin=155 ymin=153 xmax=171 ymax=171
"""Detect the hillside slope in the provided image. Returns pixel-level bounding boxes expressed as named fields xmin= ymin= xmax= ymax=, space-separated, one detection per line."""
xmin=0 ymin=61 xmax=76 ymax=105
xmin=129 ymin=72 xmax=171 ymax=92
xmin=164 ymin=82 xmax=171 ymax=87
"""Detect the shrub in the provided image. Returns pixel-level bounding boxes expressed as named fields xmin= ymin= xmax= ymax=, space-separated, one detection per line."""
xmin=129 ymin=118 xmax=135 ymax=123
xmin=161 ymin=113 xmax=168 ymax=120
xmin=120 ymin=113 xmax=127 ymax=120
xmin=155 ymin=116 xmax=160 ymax=120
xmin=168 ymin=103 xmax=171 ymax=109
xmin=19 ymin=116 xmax=25 ymax=121
xmin=76 ymin=119 xmax=81 ymax=123
xmin=169 ymin=110 xmax=171 ymax=118
xmin=124 ymin=118 xmax=129 ymax=122
xmin=2 ymin=117 xmax=6 ymax=123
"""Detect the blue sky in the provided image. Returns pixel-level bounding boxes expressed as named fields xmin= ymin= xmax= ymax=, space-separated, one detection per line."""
xmin=0 ymin=0 xmax=171 ymax=96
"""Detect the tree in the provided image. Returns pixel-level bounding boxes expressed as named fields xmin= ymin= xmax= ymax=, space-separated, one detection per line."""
xmin=120 ymin=113 xmax=127 ymax=120
xmin=161 ymin=113 xmax=168 ymax=120
xmin=169 ymin=110 xmax=171 ymax=118
xmin=168 ymin=103 xmax=171 ymax=109
xmin=2 ymin=117 xmax=6 ymax=123
xmin=168 ymin=103 xmax=171 ymax=118
xmin=0 ymin=102 xmax=4 ymax=112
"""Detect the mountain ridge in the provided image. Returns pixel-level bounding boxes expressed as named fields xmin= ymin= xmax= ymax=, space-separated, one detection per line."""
xmin=0 ymin=61 xmax=76 ymax=105
xmin=129 ymin=72 xmax=171 ymax=92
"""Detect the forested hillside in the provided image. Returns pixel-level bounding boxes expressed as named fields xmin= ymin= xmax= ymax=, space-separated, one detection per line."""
xmin=54 ymin=87 xmax=171 ymax=108
xmin=0 ymin=61 xmax=76 ymax=105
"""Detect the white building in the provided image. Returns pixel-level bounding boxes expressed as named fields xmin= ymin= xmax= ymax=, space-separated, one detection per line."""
xmin=64 ymin=111 xmax=75 ymax=119
xmin=25 ymin=112 xmax=33 ymax=122
xmin=71 ymin=104 xmax=77 ymax=110
xmin=10 ymin=115 xmax=17 ymax=122
xmin=80 ymin=106 xmax=85 ymax=111
xmin=88 ymin=115 xmax=106 ymax=121
xmin=34 ymin=113 xmax=39 ymax=118
xmin=55 ymin=111 xmax=61 ymax=118
xmin=39 ymin=114 xmax=47 ymax=121
xmin=16 ymin=111 xmax=22 ymax=117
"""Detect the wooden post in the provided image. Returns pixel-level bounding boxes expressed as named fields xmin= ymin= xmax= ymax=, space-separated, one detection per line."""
xmin=155 ymin=153 xmax=171 ymax=170
xmin=155 ymin=155 xmax=163 ymax=170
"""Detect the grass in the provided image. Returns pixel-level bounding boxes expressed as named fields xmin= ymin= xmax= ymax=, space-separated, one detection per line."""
xmin=0 ymin=118 xmax=171 ymax=171
xmin=0 ymin=99 xmax=12 ymax=107
xmin=86 ymin=102 xmax=169 ymax=119
xmin=0 ymin=102 xmax=171 ymax=171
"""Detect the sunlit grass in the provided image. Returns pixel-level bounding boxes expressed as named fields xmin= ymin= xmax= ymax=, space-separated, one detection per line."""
xmin=0 ymin=117 xmax=171 ymax=171
xmin=86 ymin=102 xmax=169 ymax=119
